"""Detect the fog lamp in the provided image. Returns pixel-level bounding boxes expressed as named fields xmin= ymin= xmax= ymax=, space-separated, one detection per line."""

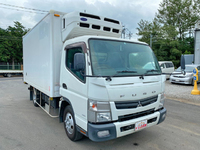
xmin=97 ymin=130 xmax=110 ymax=138
xmin=162 ymin=113 xmax=166 ymax=120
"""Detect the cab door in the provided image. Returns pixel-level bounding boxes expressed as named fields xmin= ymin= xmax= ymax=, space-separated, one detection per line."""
xmin=60 ymin=42 xmax=88 ymax=131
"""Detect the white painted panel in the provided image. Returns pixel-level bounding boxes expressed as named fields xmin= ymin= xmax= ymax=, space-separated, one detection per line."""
xmin=23 ymin=11 xmax=64 ymax=97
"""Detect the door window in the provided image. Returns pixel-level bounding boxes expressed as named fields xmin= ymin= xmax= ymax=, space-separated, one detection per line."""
xmin=66 ymin=47 xmax=85 ymax=82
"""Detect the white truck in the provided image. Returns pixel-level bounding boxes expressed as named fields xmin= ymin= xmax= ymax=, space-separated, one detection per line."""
xmin=0 ymin=70 xmax=23 ymax=77
xmin=23 ymin=10 xmax=166 ymax=142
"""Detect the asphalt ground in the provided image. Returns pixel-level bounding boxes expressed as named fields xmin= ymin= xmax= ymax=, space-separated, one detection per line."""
xmin=0 ymin=76 xmax=200 ymax=150
xmin=165 ymin=80 xmax=200 ymax=106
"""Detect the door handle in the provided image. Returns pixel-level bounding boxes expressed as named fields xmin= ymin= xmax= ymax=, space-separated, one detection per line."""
xmin=62 ymin=83 xmax=67 ymax=89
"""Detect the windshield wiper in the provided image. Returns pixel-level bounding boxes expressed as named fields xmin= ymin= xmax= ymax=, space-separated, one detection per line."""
xmin=117 ymin=70 xmax=137 ymax=73
xmin=105 ymin=70 xmax=137 ymax=81
xmin=144 ymin=69 xmax=160 ymax=75
xmin=80 ymin=70 xmax=138 ymax=81
xmin=138 ymin=69 xmax=160 ymax=80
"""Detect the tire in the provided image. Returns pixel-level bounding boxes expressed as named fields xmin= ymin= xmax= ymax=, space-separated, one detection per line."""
xmin=33 ymin=88 xmax=39 ymax=107
xmin=63 ymin=106 xmax=83 ymax=141
xmin=191 ymin=79 xmax=194 ymax=86
xmin=3 ymin=74 xmax=7 ymax=77
xmin=7 ymin=73 xmax=12 ymax=77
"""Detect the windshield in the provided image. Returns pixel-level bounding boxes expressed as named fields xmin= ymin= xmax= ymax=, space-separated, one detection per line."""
xmin=176 ymin=66 xmax=195 ymax=72
xmin=89 ymin=39 xmax=161 ymax=77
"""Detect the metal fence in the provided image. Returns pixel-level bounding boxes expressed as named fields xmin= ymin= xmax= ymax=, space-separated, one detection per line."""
xmin=0 ymin=65 xmax=22 ymax=70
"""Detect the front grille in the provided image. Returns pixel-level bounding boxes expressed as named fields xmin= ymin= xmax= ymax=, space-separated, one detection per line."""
xmin=172 ymin=79 xmax=184 ymax=82
xmin=118 ymin=108 xmax=155 ymax=122
xmin=148 ymin=117 xmax=157 ymax=124
xmin=173 ymin=76 xmax=185 ymax=78
xmin=120 ymin=124 xmax=135 ymax=132
xmin=115 ymin=95 xmax=158 ymax=109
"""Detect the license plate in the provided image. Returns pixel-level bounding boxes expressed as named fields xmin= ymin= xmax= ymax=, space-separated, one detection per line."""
xmin=176 ymin=79 xmax=180 ymax=82
xmin=135 ymin=120 xmax=147 ymax=131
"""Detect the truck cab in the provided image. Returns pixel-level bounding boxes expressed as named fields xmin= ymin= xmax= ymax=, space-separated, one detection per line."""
xmin=59 ymin=36 xmax=166 ymax=141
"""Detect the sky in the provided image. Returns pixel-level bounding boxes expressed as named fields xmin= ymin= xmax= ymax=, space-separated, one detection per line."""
xmin=0 ymin=0 xmax=163 ymax=40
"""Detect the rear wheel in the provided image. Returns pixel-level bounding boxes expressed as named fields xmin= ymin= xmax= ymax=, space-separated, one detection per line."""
xmin=63 ymin=106 xmax=83 ymax=141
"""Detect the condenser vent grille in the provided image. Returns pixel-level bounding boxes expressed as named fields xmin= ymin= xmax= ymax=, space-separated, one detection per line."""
xmin=80 ymin=23 xmax=90 ymax=28
xmin=92 ymin=25 xmax=101 ymax=30
xmin=113 ymin=29 xmax=119 ymax=33
xmin=80 ymin=13 xmax=100 ymax=20
xmin=103 ymin=27 xmax=111 ymax=31
xmin=79 ymin=22 xmax=120 ymax=34
xmin=104 ymin=18 xmax=120 ymax=24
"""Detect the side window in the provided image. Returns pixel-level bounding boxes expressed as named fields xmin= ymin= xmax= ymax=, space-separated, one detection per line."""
xmin=165 ymin=63 xmax=174 ymax=68
xmin=160 ymin=63 xmax=165 ymax=68
xmin=66 ymin=47 xmax=85 ymax=82
xmin=169 ymin=63 xmax=174 ymax=67
xmin=165 ymin=63 xmax=169 ymax=68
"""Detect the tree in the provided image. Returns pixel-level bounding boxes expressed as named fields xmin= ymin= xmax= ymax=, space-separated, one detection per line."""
xmin=137 ymin=19 xmax=161 ymax=45
xmin=0 ymin=28 xmax=10 ymax=62
xmin=0 ymin=21 xmax=28 ymax=65
xmin=156 ymin=0 xmax=200 ymax=40
xmin=137 ymin=19 xmax=152 ymax=44
xmin=136 ymin=0 xmax=199 ymax=67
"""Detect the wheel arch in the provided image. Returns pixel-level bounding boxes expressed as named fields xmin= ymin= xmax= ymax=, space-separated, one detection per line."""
xmin=59 ymin=97 xmax=73 ymax=122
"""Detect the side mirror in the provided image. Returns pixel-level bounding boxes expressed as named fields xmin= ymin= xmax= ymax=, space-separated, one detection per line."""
xmin=181 ymin=55 xmax=186 ymax=75
xmin=74 ymin=53 xmax=85 ymax=71
xmin=181 ymin=55 xmax=185 ymax=70
xmin=182 ymin=70 xmax=186 ymax=75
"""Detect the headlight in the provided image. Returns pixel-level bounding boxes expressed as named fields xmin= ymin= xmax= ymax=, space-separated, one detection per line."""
xmin=97 ymin=112 xmax=111 ymax=122
xmin=158 ymin=93 xmax=165 ymax=109
xmin=88 ymin=100 xmax=111 ymax=123
xmin=186 ymin=73 xmax=193 ymax=77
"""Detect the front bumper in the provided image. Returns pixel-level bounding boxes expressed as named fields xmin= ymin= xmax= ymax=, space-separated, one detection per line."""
xmin=88 ymin=107 xmax=167 ymax=142
xmin=170 ymin=76 xmax=192 ymax=84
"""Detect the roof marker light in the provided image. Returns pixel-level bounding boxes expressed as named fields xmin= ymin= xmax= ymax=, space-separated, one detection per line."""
xmin=54 ymin=14 xmax=60 ymax=17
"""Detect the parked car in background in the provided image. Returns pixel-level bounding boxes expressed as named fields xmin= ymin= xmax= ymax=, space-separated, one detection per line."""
xmin=170 ymin=64 xmax=200 ymax=85
xmin=159 ymin=61 xmax=175 ymax=79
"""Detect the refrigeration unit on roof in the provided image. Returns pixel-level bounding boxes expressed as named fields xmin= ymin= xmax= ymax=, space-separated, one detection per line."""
xmin=61 ymin=11 xmax=123 ymax=41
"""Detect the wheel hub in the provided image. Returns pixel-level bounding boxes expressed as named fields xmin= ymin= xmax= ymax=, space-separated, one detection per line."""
xmin=65 ymin=113 xmax=74 ymax=134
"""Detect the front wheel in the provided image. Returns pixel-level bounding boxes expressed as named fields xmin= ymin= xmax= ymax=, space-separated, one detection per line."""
xmin=63 ymin=106 xmax=83 ymax=141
